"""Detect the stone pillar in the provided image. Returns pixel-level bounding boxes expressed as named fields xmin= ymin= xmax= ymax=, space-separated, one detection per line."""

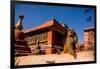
xmin=46 ymin=30 xmax=54 ymax=54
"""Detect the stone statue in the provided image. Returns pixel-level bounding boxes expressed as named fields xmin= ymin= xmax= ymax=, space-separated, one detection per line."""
xmin=63 ymin=28 xmax=78 ymax=59
xmin=33 ymin=38 xmax=41 ymax=55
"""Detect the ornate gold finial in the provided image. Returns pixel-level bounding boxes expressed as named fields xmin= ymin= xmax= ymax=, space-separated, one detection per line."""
xmin=15 ymin=12 xmax=24 ymax=30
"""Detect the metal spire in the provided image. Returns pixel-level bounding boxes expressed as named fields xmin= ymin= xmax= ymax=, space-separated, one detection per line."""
xmin=15 ymin=12 xmax=24 ymax=30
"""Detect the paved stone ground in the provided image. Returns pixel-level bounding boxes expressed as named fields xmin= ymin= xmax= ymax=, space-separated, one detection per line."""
xmin=15 ymin=50 xmax=94 ymax=66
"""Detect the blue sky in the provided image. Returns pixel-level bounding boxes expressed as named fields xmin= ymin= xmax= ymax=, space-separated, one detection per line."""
xmin=15 ymin=3 xmax=95 ymax=43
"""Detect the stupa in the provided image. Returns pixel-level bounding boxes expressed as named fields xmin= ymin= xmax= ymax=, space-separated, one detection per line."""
xmin=15 ymin=13 xmax=31 ymax=56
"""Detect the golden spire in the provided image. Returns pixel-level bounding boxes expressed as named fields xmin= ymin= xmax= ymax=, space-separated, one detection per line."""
xmin=15 ymin=13 xmax=24 ymax=30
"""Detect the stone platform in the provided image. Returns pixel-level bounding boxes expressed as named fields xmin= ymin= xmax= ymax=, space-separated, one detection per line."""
xmin=15 ymin=50 xmax=94 ymax=66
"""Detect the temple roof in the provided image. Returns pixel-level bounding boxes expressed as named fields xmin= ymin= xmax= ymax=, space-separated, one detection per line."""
xmin=24 ymin=19 xmax=67 ymax=34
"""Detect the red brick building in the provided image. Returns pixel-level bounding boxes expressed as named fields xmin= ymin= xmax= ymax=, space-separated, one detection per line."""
xmin=84 ymin=27 xmax=95 ymax=50
xmin=24 ymin=19 xmax=68 ymax=54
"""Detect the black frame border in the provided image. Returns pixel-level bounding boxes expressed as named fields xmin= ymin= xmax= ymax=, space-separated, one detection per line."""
xmin=11 ymin=1 xmax=97 ymax=68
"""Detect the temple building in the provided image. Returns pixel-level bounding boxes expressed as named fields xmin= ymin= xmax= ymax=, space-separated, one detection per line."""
xmin=84 ymin=27 xmax=95 ymax=50
xmin=24 ymin=19 xmax=68 ymax=54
